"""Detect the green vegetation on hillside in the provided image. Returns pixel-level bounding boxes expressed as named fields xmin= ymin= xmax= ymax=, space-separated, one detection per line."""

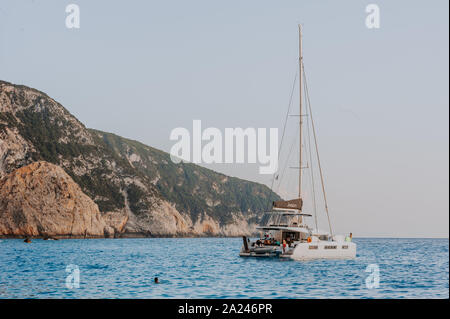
xmin=92 ymin=130 xmax=281 ymax=224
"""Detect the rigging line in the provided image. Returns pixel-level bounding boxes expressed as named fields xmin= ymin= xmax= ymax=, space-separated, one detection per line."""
xmin=279 ymin=71 xmax=298 ymax=158
xmin=271 ymin=71 xmax=298 ymax=180
xmin=267 ymin=71 xmax=298 ymax=209
xmin=303 ymin=79 xmax=319 ymax=231
xmin=302 ymin=63 xmax=334 ymax=237
xmin=274 ymin=125 xmax=299 ymax=195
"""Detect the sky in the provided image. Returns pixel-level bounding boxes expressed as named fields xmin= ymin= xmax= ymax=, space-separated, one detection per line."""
xmin=0 ymin=0 xmax=448 ymax=238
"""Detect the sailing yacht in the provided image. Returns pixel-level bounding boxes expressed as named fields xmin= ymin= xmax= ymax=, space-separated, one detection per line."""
xmin=239 ymin=25 xmax=356 ymax=260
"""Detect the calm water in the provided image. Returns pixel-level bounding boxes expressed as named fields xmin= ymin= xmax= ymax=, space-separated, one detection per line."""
xmin=0 ymin=238 xmax=448 ymax=299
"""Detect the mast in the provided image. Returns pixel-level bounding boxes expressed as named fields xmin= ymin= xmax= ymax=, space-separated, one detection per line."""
xmin=298 ymin=24 xmax=303 ymax=203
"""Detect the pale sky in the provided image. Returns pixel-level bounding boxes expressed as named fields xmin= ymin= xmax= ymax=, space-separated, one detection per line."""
xmin=0 ymin=0 xmax=448 ymax=237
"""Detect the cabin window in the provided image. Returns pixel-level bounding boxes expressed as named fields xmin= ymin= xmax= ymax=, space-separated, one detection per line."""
xmin=324 ymin=245 xmax=337 ymax=249
xmin=282 ymin=232 xmax=300 ymax=242
xmin=342 ymin=245 xmax=348 ymax=249
xmin=308 ymin=245 xmax=318 ymax=250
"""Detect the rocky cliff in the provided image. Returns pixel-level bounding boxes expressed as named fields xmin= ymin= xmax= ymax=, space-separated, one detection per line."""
xmin=0 ymin=80 xmax=280 ymax=237
xmin=0 ymin=161 xmax=111 ymax=238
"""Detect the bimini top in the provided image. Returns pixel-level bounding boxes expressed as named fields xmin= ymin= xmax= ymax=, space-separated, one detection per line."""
xmin=273 ymin=198 xmax=303 ymax=210
xmin=263 ymin=211 xmax=313 ymax=217
xmin=256 ymin=225 xmax=311 ymax=234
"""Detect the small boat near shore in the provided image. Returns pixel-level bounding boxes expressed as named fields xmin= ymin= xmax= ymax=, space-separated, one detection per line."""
xmin=43 ymin=236 xmax=58 ymax=241
xmin=239 ymin=25 xmax=356 ymax=261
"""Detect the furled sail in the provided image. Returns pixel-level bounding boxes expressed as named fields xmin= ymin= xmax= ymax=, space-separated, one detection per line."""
xmin=272 ymin=198 xmax=303 ymax=211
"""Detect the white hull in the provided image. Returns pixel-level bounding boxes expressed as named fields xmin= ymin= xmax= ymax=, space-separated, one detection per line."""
xmin=286 ymin=241 xmax=356 ymax=260
xmin=240 ymin=240 xmax=356 ymax=261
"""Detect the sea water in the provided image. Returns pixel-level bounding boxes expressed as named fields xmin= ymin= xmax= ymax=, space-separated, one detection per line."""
xmin=0 ymin=238 xmax=448 ymax=299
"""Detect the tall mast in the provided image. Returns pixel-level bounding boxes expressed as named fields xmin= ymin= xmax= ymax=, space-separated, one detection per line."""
xmin=298 ymin=24 xmax=303 ymax=202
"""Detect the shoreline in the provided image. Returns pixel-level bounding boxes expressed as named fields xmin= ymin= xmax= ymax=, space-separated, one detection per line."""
xmin=0 ymin=233 xmax=256 ymax=240
xmin=0 ymin=235 xmax=448 ymax=240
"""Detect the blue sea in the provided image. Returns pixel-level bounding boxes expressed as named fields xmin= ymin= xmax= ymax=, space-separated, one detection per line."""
xmin=0 ymin=238 xmax=448 ymax=299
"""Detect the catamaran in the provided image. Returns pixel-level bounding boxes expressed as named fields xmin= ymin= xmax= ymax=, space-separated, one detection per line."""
xmin=239 ymin=25 xmax=356 ymax=260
